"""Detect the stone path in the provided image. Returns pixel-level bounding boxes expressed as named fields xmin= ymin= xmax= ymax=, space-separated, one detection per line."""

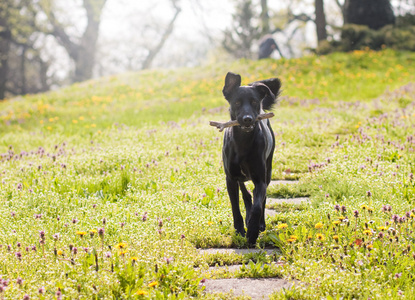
xmin=269 ymin=180 xmax=299 ymax=185
xmin=203 ymin=278 xmax=296 ymax=300
xmin=200 ymin=179 xmax=304 ymax=299
xmin=267 ymin=197 xmax=309 ymax=206
xmin=199 ymin=248 xmax=275 ymax=256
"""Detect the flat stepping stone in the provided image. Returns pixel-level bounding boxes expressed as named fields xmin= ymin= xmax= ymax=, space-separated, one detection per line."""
xmin=199 ymin=248 xmax=276 ymax=256
xmin=269 ymin=180 xmax=299 ymax=185
xmin=267 ymin=197 xmax=309 ymax=206
xmin=203 ymin=277 xmax=296 ymax=299
xmin=206 ymin=261 xmax=285 ymax=275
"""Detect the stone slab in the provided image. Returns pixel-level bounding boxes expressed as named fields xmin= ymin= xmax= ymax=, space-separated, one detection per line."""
xmin=202 ymin=277 xmax=295 ymax=299
xmin=267 ymin=197 xmax=309 ymax=206
xmin=269 ymin=180 xmax=299 ymax=185
xmin=199 ymin=248 xmax=276 ymax=256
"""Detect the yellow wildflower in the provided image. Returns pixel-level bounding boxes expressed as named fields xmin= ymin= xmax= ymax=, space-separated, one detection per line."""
xmin=148 ymin=281 xmax=158 ymax=288
xmin=363 ymin=229 xmax=372 ymax=236
xmin=361 ymin=204 xmax=369 ymax=210
xmin=315 ymin=222 xmax=324 ymax=229
xmin=119 ymin=250 xmax=128 ymax=256
xmin=131 ymin=257 xmax=139 ymax=262
xmin=277 ymin=223 xmax=288 ymax=230
xmin=115 ymin=242 xmax=128 ymax=249
xmin=332 ymin=221 xmax=341 ymax=226
xmin=136 ymin=290 xmax=148 ymax=295
xmin=378 ymin=226 xmax=387 ymax=231
xmin=57 ymin=250 xmax=63 ymax=256
xmin=289 ymin=235 xmax=297 ymax=241
xmin=333 ymin=235 xmax=339 ymax=241
xmin=316 ymin=233 xmax=325 ymax=241
xmin=76 ymin=231 xmax=87 ymax=237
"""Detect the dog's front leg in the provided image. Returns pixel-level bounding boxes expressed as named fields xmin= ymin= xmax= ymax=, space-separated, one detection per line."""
xmin=239 ymin=182 xmax=252 ymax=227
xmin=226 ymin=177 xmax=246 ymax=236
xmin=247 ymin=181 xmax=267 ymax=244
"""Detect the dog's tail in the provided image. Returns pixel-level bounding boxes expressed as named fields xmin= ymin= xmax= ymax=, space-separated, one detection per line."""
xmin=250 ymin=78 xmax=282 ymax=111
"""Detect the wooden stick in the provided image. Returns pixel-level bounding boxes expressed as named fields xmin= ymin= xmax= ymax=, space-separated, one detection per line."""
xmin=209 ymin=112 xmax=274 ymax=132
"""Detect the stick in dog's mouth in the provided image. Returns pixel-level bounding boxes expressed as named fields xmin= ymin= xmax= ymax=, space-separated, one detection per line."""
xmin=209 ymin=112 xmax=275 ymax=132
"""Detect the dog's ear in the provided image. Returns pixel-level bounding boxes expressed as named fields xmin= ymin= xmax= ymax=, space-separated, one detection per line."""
xmin=253 ymin=83 xmax=277 ymax=111
xmin=223 ymin=72 xmax=241 ymax=99
xmin=253 ymin=78 xmax=281 ymax=98
xmin=251 ymin=78 xmax=281 ymax=110
xmin=253 ymin=83 xmax=274 ymax=100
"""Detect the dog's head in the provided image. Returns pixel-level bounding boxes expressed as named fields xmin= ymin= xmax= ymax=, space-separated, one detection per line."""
xmin=222 ymin=72 xmax=281 ymax=132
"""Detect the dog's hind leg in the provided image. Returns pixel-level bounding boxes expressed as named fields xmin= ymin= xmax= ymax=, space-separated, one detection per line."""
xmin=227 ymin=177 xmax=246 ymax=236
xmin=239 ymin=182 xmax=252 ymax=227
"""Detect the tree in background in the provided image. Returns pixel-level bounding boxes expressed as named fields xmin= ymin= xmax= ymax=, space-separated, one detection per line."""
xmin=344 ymin=0 xmax=395 ymax=29
xmin=223 ymin=0 xmax=329 ymax=59
xmin=41 ymin=0 xmax=107 ymax=83
xmin=260 ymin=0 xmax=270 ymax=35
xmin=222 ymin=0 xmax=260 ymax=59
xmin=0 ymin=2 xmax=11 ymax=99
xmin=0 ymin=0 xmax=56 ymax=100
xmin=315 ymin=0 xmax=327 ymax=45
xmin=141 ymin=0 xmax=182 ymax=69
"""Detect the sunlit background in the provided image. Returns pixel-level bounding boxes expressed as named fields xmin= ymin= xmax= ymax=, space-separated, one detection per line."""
xmin=1 ymin=0 xmax=415 ymax=99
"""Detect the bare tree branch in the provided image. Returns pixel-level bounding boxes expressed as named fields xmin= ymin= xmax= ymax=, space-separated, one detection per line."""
xmin=209 ymin=113 xmax=275 ymax=132
xmin=141 ymin=0 xmax=181 ymax=69
xmin=47 ymin=10 xmax=79 ymax=60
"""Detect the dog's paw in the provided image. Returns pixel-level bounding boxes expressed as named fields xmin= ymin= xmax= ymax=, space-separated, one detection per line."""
xmin=236 ymin=227 xmax=246 ymax=237
xmin=246 ymin=230 xmax=259 ymax=245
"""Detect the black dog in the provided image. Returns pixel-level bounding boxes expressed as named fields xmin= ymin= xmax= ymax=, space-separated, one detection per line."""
xmin=221 ymin=72 xmax=281 ymax=244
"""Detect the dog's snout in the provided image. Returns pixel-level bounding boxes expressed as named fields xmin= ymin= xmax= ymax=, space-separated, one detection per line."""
xmin=242 ymin=115 xmax=253 ymax=124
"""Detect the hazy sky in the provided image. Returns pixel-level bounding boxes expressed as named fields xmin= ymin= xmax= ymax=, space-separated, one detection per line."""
xmin=100 ymin=0 xmax=234 ymax=40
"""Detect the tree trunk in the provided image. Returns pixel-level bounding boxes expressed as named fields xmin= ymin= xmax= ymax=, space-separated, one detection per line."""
xmin=260 ymin=0 xmax=270 ymax=35
xmin=0 ymin=14 xmax=11 ymax=100
xmin=20 ymin=45 xmax=27 ymax=95
xmin=344 ymin=0 xmax=395 ymax=30
xmin=48 ymin=0 xmax=107 ymax=83
xmin=73 ymin=0 xmax=106 ymax=82
xmin=315 ymin=0 xmax=327 ymax=44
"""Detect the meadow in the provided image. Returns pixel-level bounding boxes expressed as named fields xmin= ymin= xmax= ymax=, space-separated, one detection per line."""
xmin=0 ymin=48 xmax=415 ymax=299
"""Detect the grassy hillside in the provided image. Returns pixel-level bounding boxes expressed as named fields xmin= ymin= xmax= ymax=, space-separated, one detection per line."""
xmin=0 ymin=49 xmax=415 ymax=299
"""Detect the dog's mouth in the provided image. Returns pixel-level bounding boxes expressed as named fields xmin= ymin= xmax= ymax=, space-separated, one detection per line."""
xmin=240 ymin=125 xmax=255 ymax=132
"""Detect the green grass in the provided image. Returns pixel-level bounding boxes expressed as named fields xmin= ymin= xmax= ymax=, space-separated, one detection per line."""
xmin=0 ymin=49 xmax=415 ymax=299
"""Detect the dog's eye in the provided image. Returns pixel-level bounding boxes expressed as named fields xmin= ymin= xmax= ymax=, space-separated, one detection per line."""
xmin=235 ymin=101 xmax=241 ymax=107
xmin=251 ymin=100 xmax=258 ymax=107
